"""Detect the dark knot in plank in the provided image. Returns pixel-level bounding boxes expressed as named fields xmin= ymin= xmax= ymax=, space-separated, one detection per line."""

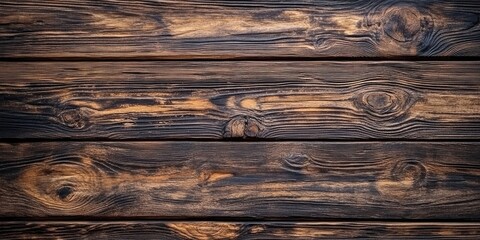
xmin=283 ymin=153 xmax=311 ymax=170
xmin=56 ymin=185 xmax=74 ymax=200
xmin=16 ymin=157 xmax=103 ymax=214
xmin=282 ymin=153 xmax=328 ymax=175
xmin=384 ymin=8 xmax=422 ymax=43
xmin=380 ymin=5 xmax=434 ymax=50
xmin=353 ymin=87 xmax=419 ymax=122
xmin=57 ymin=108 xmax=89 ymax=129
xmin=223 ymin=115 xmax=265 ymax=139
xmin=376 ymin=159 xmax=428 ymax=200
xmin=391 ymin=160 xmax=427 ymax=189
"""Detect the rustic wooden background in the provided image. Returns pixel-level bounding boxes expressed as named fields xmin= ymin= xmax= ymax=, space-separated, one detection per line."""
xmin=0 ymin=0 xmax=479 ymax=239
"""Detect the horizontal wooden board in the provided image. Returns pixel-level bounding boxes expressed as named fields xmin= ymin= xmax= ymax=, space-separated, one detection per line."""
xmin=1 ymin=221 xmax=479 ymax=239
xmin=1 ymin=61 xmax=479 ymax=140
xmin=1 ymin=0 xmax=479 ymax=58
xmin=0 ymin=142 xmax=479 ymax=219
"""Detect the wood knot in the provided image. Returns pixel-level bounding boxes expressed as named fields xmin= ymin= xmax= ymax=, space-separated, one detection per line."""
xmin=17 ymin=159 xmax=102 ymax=214
xmin=282 ymin=153 xmax=318 ymax=174
xmin=382 ymin=6 xmax=434 ymax=44
xmin=353 ymin=87 xmax=418 ymax=122
xmin=56 ymin=185 xmax=74 ymax=200
xmin=223 ymin=115 xmax=265 ymax=139
xmin=384 ymin=8 xmax=421 ymax=42
xmin=283 ymin=153 xmax=311 ymax=169
xmin=376 ymin=159 xmax=428 ymax=199
xmin=391 ymin=160 xmax=427 ymax=189
xmin=57 ymin=108 xmax=89 ymax=129
xmin=365 ymin=91 xmax=396 ymax=113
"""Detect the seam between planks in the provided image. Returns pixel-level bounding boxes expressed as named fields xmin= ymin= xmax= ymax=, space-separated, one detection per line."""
xmin=0 ymin=57 xmax=480 ymax=62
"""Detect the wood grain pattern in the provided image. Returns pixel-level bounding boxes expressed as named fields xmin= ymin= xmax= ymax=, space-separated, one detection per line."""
xmin=1 ymin=221 xmax=479 ymax=239
xmin=1 ymin=0 xmax=479 ymax=58
xmin=0 ymin=142 xmax=479 ymax=219
xmin=1 ymin=61 xmax=479 ymax=140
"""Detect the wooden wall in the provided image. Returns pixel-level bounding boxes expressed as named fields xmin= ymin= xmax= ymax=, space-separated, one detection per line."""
xmin=0 ymin=0 xmax=479 ymax=239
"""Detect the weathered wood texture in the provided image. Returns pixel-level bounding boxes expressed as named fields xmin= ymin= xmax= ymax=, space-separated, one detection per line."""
xmin=0 ymin=142 xmax=478 ymax=219
xmin=1 ymin=0 xmax=479 ymax=58
xmin=1 ymin=61 xmax=479 ymax=140
xmin=1 ymin=221 xmax=479 ymax=239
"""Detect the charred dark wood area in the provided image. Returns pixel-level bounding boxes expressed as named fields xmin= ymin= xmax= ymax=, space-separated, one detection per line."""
xmin=0 ymin=0 xmax=479 ymax=239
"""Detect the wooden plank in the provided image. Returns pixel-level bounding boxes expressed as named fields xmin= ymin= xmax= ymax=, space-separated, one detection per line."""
xmin=1 ymin=221 xmax=479 ymax=239
xmin=1 ymin=61 xmax=479 ymax=140
xmin=1 ymin=0 xmax=479 ymax=59
xmin=0 ymin=142 xmax=478 ymax=219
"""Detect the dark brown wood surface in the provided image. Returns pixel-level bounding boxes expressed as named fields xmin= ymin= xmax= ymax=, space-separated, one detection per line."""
xmin=1 ymin=141 xmax=478 ymax=219
xmin=1 ymin=61 xmax=479 ymax=140
xmin=1 ymin=0 xmax=479 ymax=59
xmin=2 ymin=0 xmax=480 ymax=238
xmin=1 ymin=221 xmax=479 ymax=239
